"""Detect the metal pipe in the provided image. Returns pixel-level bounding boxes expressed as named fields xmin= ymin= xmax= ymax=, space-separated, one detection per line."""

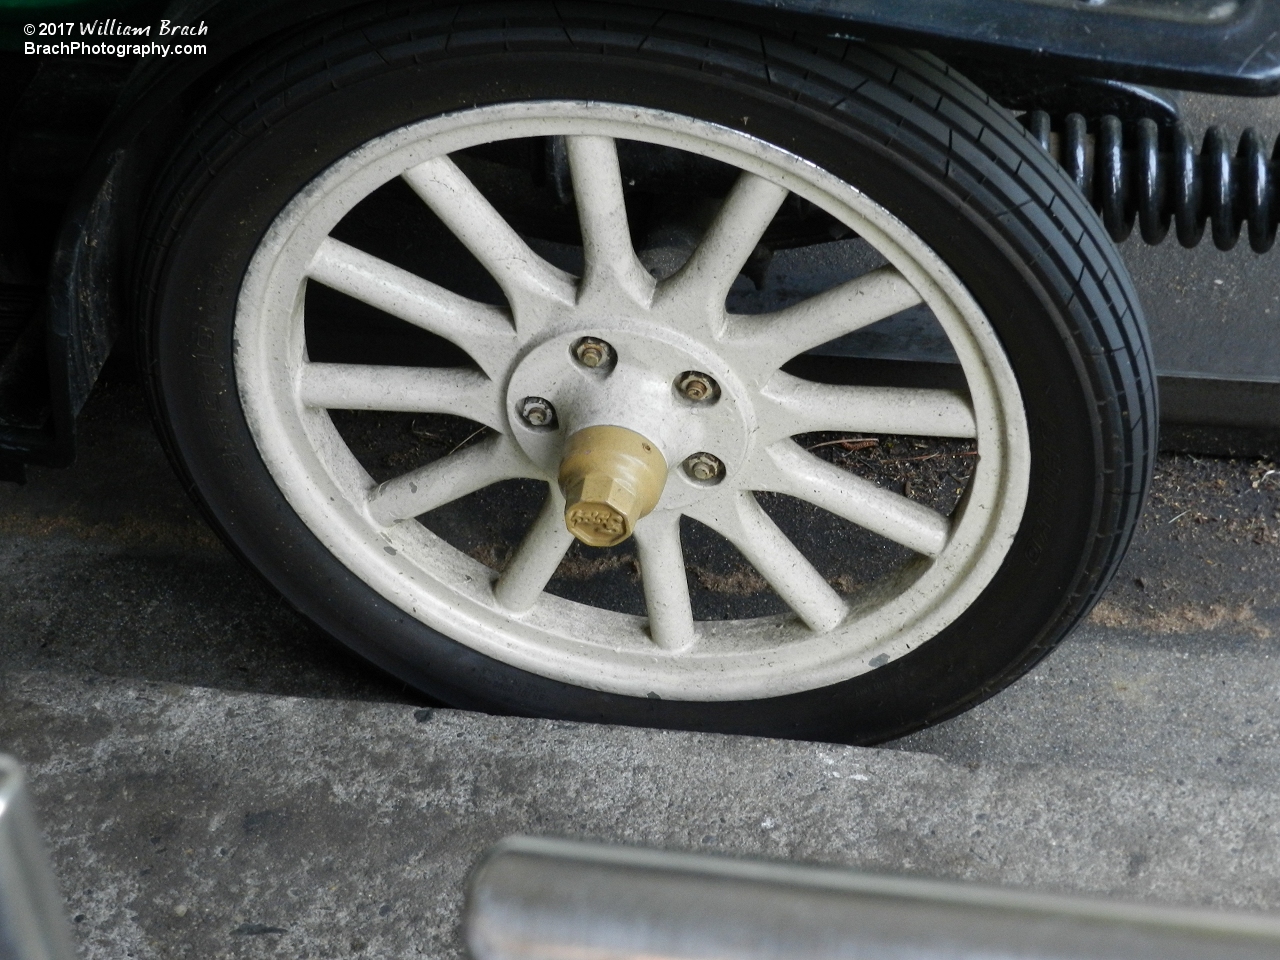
xmin=0 ymin=756 xmax=75 ymax=960
xmin=465 ymin=836 xmax=1280 ymax=960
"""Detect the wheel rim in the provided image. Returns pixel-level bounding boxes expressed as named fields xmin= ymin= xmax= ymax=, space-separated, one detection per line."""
xmin=234 ymin=101 xmax=1031 ymax=701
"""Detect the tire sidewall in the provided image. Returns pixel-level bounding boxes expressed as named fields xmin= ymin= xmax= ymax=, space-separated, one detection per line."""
xmin=150 ymin=37 xmax=1121 ymax=741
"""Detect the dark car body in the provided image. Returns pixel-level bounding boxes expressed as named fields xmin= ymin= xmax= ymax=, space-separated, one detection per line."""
xmin=2 ymin=0 xmax=1279 ymax=479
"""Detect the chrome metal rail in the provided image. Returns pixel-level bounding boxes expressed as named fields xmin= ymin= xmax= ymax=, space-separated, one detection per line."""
xmin=466 ymin=836 xmax=1280 ymax=960
xmin=0 ymin=756 xmax=74 ymax=960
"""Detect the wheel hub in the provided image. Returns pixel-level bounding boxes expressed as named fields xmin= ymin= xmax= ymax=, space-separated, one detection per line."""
xmin=505 ymin=326 xmax=756 ymax=519
xmin=558 ymin=425 xmax=667 ymax=547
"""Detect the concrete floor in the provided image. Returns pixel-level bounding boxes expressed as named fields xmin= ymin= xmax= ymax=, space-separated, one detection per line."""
xmin=1 ymin=372 xmax=1278 ymax=958
xmin=9 ymin=672 xmax=1280 ymax=960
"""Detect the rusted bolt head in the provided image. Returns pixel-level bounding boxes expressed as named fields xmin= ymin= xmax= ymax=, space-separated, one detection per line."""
xmin=573 ymin=337 xmax=614 ymax=369
xmin=677 ymin=371 xmax=719 ymax=403
xmin=683 ymin=452 xmax=724 ymax=484
xmin=518 ymin=397 xmax=556 ymax=428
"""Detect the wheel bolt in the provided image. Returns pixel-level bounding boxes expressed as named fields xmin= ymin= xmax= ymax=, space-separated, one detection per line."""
xmin=677 ymin=371 xmax=719 ymax=402
xmin=573 ymin=337 xmax=614 ymax=369
xmin=684 ymin=452 xmax=724 ymax=483
xmin=519 ymin=397 xmax=557 ymax=428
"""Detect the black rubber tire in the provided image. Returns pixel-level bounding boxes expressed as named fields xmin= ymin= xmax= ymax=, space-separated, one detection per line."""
xmin=136 ymin=3 xmax=1156 ymax=744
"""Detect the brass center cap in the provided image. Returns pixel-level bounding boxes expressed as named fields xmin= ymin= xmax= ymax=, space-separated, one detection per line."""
xmin=558 ymin=425 xmax=668 ymax=547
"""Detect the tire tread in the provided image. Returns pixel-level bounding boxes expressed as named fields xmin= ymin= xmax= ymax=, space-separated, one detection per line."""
xmin=135 ymin=1 xmax=1156 ymax=741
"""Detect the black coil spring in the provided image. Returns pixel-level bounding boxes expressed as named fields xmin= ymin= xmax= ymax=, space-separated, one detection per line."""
xmin=1024 ymin=110 xmax=1280 ymax=252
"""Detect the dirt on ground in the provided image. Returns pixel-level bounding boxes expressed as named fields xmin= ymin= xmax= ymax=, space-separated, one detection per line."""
xmin=1088 ymin=453 xmax=1280 ymax=636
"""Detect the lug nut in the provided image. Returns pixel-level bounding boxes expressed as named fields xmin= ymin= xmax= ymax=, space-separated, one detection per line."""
xmin=683 ymin=452 xmax=724 ymax=483
xmin=677 ymin=371 xmax=719 ymax=403
xmin=573 ymin=337 xmax=614 ymax=369
xmin=519 ymin=397 xmax=557 ymax=428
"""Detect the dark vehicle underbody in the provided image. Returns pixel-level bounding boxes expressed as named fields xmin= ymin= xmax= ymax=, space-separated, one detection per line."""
xmin=1 ymin=0 xmax=1279 ymax=481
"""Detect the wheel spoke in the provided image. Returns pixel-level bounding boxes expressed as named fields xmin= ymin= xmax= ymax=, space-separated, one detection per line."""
xmin=402 ymin=155 xmax=577 ymax=325
xmin=634 ymin=511 xmax=696 ymax=651
xmin=567 ymin=135 xmax=654 ymax=305
xmin=493 ymin=486 xmax=575 ymax=613
xmin=661 ymin=171 xmax=789 ymax=318
xmin=723 ymin=266 xmax=923 ymax=376
xmin=763 ymin=441 xmax=951 ymax=558
xmin=307 ymin=238 xmax=516 ymax=376
xmin=367 ymin=434 xmax=532 ymax=525
xmin=687 ymin=491 xmax=846 ymax=634
xmin=759 ymin=373 xmax=976 ymax=441
xmin=299 ymin=363 xmax=501 ymax=427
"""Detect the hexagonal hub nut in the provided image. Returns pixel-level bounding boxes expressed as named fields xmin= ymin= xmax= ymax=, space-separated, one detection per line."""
xmin=563 ymin=476 xmax=637 ymax=547
xmin=558 ymin=425 xmax=668 ymax=547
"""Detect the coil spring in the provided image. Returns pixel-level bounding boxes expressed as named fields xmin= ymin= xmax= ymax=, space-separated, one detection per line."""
xmin=1023 ymin=110 xmax=1280 ymax=252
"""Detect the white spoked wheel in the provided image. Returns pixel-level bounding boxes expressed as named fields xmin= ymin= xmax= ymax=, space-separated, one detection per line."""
xmin=234 ymin=102 xmax=1030 ymax=701
xmin=145 ymin=14 xmax=1153 ymax=739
